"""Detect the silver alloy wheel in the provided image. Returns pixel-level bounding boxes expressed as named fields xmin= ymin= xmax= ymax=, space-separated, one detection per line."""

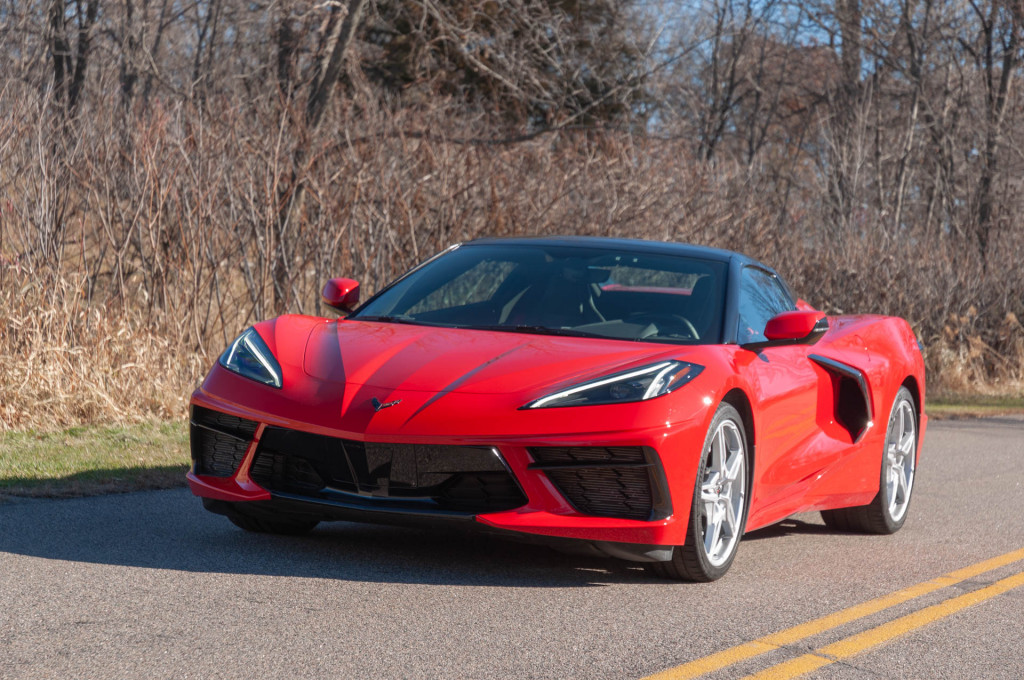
xmin=699 ymin=419 xmax=747 ymax=567
xmin=884 ymin=396 xmax=917 ymax=522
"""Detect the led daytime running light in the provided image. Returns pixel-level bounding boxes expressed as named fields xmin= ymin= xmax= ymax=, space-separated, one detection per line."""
xmin=530 ymin=362 xmax=675 ymax=409
xmin=524 ymin=360 xmax=702 ymax=409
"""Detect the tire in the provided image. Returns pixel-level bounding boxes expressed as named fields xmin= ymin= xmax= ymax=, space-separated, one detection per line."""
xmin=648 ymin=403 xmax=749 ymax=581
xmin=228 ymin=513 xmax=320 ymax=535
xmin=821 ymin=386 xmax=917 ymax=534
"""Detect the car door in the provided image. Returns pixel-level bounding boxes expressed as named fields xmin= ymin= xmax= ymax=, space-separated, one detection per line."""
xmin=734 ymin=266 xmax=836 ymax=522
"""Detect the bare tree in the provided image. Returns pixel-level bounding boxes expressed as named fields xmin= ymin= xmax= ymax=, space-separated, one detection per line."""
xmin=966 ymin=0 xmax=1022 ymax=259
xmin=48 ymin=0 xmax=98 ymax=119
xmin=271 ymin=0 xmax=369 ymax=311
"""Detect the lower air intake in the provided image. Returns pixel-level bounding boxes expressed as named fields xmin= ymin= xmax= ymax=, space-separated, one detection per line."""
xmin=528 ymin=446 xmax=664 ymax=521
xmin=248 ymin=427 xmax=528 ymax=514
xmin=190 ymin=406 xmax=259 ymax=477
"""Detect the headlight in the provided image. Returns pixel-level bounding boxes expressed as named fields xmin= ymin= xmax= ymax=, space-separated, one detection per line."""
xmin=218 ymin=327 xmax=283 ymax=388
xmin=523 ymin=360 xmax=703 ymax=409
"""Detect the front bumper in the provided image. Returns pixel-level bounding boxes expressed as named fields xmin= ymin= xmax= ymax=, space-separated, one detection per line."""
xmin=187 ymin=369 xmax=714 ymax=550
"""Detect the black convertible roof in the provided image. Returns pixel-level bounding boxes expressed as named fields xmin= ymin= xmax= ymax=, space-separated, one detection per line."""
xmin=463 ymin=235 xmax=762 ymax=268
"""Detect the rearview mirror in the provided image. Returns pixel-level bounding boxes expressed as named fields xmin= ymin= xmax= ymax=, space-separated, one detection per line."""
xmin=322 ymin=278 xmax=360 ymax=314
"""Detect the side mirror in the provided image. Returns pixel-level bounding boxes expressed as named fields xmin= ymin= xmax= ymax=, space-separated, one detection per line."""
xmin=763 ymin=310 xmax=829 ymax=345
xmin=321 ymin=278 xmax=360 ymax=314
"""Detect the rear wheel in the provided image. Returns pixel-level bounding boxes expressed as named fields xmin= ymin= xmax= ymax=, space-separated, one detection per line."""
xmin=228 ymin=513 xmax=320 ymax=535
xmin=648 ymin=403 xmax=748 ymax=581
xmin=821 ymin=386 xmax=917 ymax=534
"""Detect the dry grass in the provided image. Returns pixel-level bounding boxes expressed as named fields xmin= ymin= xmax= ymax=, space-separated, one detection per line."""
xmin=0 ymin=281 xmax=204 ymax=431
xmin=1 ymin=95 xmax=1022 ymax=433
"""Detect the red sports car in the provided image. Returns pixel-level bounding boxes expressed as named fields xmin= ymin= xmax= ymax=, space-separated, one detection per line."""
xmin=188 ymin=237 xmax=926 ymax=581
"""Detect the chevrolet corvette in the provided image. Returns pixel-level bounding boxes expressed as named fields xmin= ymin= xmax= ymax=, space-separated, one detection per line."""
xmin=188 ymin=237 xmax=926 ymax=581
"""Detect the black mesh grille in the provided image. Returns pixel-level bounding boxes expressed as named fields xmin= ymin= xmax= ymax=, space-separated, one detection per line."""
xmin=248 ymin=427 xmax=527 ymax=514
xmin=544 ymin=467 xmax=653 ymax=520
xmin=438 ymin=472 xmax=525 ymax=512
xmin=249 ymin=450 xmax=325 ymax=492
xmin=528 ymin=446 xmax=655 ymax=520
xmin=529 ymin=446 xmax=647 ymax=465
xmin=190 ymin=406 xmax=259 ymax=477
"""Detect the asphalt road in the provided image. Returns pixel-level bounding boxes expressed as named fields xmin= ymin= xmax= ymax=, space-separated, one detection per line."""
xmin=1 ymin=417 xmax=1022 ymax=680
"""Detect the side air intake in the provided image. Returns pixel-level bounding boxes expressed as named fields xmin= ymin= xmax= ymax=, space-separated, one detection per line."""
xmin=809 ymin=354 xmax=873 ymax=443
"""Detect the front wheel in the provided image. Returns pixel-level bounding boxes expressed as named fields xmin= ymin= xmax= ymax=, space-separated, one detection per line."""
xmin=821 ymin=386 xmax=918 ymax=534
xmin=648 ymin=403 xmax=749 ymax=581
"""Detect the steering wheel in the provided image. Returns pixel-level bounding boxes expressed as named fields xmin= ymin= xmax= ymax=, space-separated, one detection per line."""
xmin=628 ymin=312 xmax=699 ymax=340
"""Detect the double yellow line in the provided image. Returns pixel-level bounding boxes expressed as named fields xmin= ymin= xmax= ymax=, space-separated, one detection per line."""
xmin=642 ymin=546 xmax=1024 ymax=680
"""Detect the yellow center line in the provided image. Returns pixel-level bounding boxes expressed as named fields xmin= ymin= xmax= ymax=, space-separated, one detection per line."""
xmin=746 ymin=569 xmax=1024 ymax=680
xmin=640 ymin=546 xmax=1024 ymax=680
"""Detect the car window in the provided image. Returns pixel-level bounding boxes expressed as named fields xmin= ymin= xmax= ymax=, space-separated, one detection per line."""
xmin=354 ymin=244 xmax=728 ymax=344
xmin=407 ymin=259 xmax=518 ymax=313
xmin=737 ymin=267 xmax=795 ymax=343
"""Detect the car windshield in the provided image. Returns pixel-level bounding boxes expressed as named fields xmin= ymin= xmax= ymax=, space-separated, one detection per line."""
xmin=352 ymin=243 xmax=728 ymax=344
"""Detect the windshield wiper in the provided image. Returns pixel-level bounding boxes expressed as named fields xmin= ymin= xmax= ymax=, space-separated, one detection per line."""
xmin=354 ymin=314 xmax=430 ymax=325
xmin=470 ymin=324 xmax=605 ymax=339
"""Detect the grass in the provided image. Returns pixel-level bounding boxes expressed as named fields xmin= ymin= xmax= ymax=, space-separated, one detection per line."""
xmin=926 ymin=393 xmax=1024 ymax=420
xmin=0 ymin=421 xmax=189 ymax=499
xmin=1 ymin=394 xmax=1021 ymax=500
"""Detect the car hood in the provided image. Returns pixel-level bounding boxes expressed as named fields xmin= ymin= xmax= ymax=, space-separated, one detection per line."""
xmin=300 ymin=319 xmax=684 ymax=397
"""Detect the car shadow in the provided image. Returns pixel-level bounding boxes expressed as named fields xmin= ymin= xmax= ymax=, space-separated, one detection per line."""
xmin=742 ymin=516 xmax=843 ymax=541
xmin=0 ymin=488 xmax=670 ymax=588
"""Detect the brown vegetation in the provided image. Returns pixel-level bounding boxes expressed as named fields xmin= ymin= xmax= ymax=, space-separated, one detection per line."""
xmin=2 ymin=0 xmax=1023 ymax=431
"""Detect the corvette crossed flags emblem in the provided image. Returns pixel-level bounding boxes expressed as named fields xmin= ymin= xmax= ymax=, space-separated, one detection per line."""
xmin=371 ymin=397 xmax=402 ymax=412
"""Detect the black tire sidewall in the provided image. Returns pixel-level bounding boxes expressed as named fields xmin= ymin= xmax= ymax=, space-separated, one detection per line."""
xmin=683 ymin=402 xmax=749 ymax=580
xmin=877 ymin=386 xmax=917 ymax=532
